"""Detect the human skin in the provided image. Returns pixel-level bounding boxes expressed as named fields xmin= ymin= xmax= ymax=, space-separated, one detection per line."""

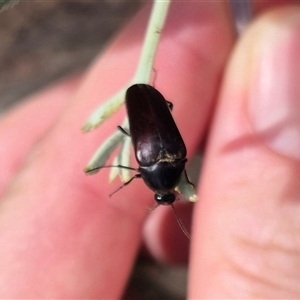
xmin=0 ymin=1 xmax=300 ymax=298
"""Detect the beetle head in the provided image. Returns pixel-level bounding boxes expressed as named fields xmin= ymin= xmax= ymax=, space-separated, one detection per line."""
xmin=154 ymin=192 xmax=176 ymax=205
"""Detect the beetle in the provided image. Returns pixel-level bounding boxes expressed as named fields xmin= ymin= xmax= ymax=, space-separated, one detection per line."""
xmin=86 ymin=84 xmax=194 ymax=238
xmin=123 ymin=83 xmax=189 ymax=206
xmin=86 ymin=84 xmax=193 ymax=205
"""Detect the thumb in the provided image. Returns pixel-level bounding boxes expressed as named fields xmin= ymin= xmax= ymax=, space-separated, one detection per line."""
xmin=190 ymin=7 xmax=300 ymax=298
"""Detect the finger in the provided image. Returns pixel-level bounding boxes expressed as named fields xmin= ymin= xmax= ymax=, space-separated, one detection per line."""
xmin=0 ymin=2 xmax=232 ymax=298
xmin=0 ymin=75 xmax=82 ymax=197
xmin=189 ymin=7 xmax=300 ymax=298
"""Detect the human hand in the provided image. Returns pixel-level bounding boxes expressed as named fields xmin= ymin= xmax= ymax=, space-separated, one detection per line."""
xmin=0 ymin=2 xmax=300 ymax=298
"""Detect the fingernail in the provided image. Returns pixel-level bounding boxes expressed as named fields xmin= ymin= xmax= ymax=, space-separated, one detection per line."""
xmin=248 ymin=10 xmax=300 ymax=160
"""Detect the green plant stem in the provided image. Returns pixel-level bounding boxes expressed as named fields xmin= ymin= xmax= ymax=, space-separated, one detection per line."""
xmin=83 ymin=0 xmax=171 ymax=131
xmin=133 ymin=0 xmax=171 ymax=83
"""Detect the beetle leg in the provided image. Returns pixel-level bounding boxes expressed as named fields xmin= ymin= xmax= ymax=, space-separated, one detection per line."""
xmin=165 ymin=100 xmax=173 ymax=111
xmin=184 ymin=169 xmax=195 ymax=188
xmin=117 ymin=125 xmax=130 ymax=137
xmin=109 ymin=173 xmax=142 ymax=197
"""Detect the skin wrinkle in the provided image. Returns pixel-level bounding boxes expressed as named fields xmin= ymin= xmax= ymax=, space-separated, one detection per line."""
xmin=222 ymin=258 xmax=292 ymax=298
xmin=219 ymin=201 xmax=300 ymax=296
xmin=207 ymin=164 xmax=300 ymax=296
xmin=224 ymin=238 xmax=300 ymax=297
xmin=226 ymin=187 xmax=300 ymax=253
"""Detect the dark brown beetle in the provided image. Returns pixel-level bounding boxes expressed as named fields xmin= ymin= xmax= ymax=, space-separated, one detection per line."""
xmin=123 ymin=84 xmax=188 ymax=205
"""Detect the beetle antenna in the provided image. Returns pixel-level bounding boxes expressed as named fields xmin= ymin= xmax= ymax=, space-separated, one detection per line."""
xmin=171 ymin=204 xmax=191 ymax=239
